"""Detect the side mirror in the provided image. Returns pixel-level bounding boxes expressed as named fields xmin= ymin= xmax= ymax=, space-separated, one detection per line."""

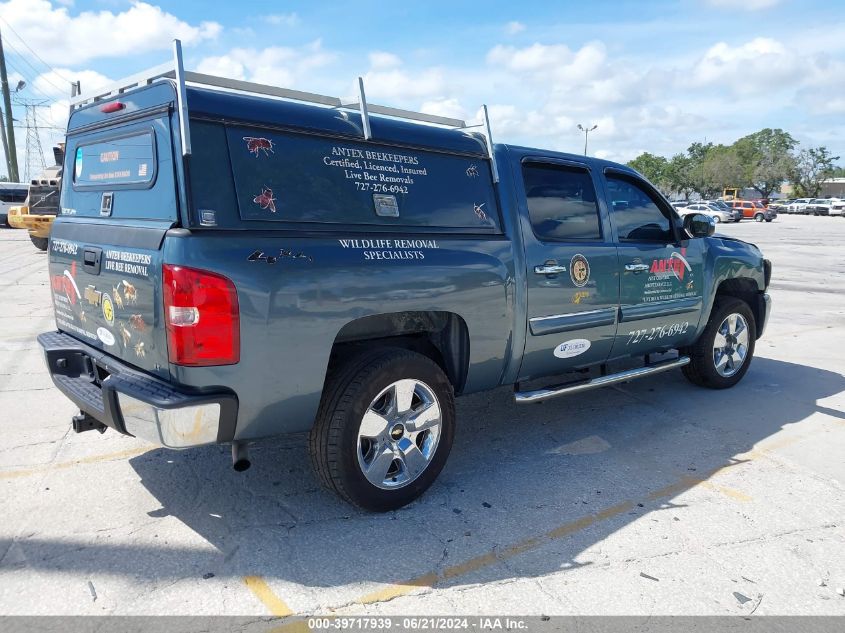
xmin=683 ymin=213 xmax=715 ymax=238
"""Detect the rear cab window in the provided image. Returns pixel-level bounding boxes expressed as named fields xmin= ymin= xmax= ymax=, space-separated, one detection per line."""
xmin=191 ymin=123 xmax=500 ymax=232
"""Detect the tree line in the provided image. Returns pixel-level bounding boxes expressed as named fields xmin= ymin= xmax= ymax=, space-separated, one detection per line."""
xmin=627 ymin=128 xmax=842 ymax=200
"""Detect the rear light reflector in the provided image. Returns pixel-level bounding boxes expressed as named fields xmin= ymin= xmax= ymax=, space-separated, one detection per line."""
xmin=162 ymin=264 xmax=240 ymax=366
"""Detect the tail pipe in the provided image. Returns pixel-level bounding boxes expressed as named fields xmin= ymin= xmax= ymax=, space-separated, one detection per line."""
xmin=231 ymin=441 xmax=251 ymax=472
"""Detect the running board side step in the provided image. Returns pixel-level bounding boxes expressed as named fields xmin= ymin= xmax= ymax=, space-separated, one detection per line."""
xmin=514 ymin=356 xmax=690 ymax=404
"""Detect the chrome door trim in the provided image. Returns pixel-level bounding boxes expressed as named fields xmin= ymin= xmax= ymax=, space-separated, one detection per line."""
xmin=529 ymin=307 xmax=617 ymax=336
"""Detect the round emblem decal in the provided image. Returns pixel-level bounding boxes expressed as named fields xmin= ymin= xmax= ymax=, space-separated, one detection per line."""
xmin=96 ymin=327 xmax=115 ymax=346
xmin=101 ymin=293 xmax=115 ymax=326
xmin=570 ymin=254 xmax=590 ymax=287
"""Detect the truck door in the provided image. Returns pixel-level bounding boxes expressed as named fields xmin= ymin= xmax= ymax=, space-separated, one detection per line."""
xmin=517 ymin=159 xmax=620 ymax=381
xmin=602 ymin=170 xmax=705 ymax=357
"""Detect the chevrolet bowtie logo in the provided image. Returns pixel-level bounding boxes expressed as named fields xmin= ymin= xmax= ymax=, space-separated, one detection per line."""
xmin=84 ymin=285 xmax=102 ymax=307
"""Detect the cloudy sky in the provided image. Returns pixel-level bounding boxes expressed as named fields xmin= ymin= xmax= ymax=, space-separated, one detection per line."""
xmin=1 ymin=0 xmax=843 ymax=178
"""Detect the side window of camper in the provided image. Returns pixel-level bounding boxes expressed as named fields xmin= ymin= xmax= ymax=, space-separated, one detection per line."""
xmin=225 ymin=126 xmax=501 ymax=231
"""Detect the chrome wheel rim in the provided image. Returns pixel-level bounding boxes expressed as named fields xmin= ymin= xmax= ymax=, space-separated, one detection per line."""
xmin=713 ymin=313 xmax=749 ymax=377
xmin=356 ymin=379 xmax=442 ymax=490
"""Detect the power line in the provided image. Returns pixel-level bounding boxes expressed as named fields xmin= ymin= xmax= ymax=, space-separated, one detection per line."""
xmin=0 ymin=15 xmax=74 ymax=85
xmin=2 ymin=37 xmax=68 ymax=95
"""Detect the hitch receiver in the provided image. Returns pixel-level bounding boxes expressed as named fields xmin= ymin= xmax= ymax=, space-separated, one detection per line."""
xmin=72 ymin=412 xmax=107 ymax=434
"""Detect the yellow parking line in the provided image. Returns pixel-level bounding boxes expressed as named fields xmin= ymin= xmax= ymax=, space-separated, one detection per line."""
xmin=358 ymin=500 xmax=636 ymax=605
xmin=0 ymin=446 xmax=151 ymax=480
xmin=356 ymin=461 xmax=758 ymax=606
xmin=243 ymin=575 xmax=294 ymax=617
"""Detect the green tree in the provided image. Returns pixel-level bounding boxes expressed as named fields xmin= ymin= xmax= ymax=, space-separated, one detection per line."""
xmin=697 ymin=145 xmax=744 ymax=199
xmin=733 ymin=128 xmax=797 ymax=199
xmin=665 ymin=153 xmax=696 ymax=199
xmin=791 ymin=147 xmax=840 ymax=197
xmin=627 ymin=152 xmax=669 ymax=192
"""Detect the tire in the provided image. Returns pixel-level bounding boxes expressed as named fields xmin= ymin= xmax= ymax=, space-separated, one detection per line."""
xmin=712 ymin=215 xmax=721 ymax=223
xmin=754 ymin=213 xmax=764 ymax=222
xmin=30 ymin=235 xmax=48 ymax=251
xmin=682 ymin=297 xmax=756 ymax=389
xmin=309 ymin=348 xmax=455 ymax=511
xmin=765 ymin=218 xmax=773 ymax=222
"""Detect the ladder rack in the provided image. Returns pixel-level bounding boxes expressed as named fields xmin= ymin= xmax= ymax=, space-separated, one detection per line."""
xmin=68 ymin=40 xmax=498 ymax=181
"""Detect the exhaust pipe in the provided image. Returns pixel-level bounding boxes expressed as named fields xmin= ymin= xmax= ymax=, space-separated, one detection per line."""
xmin=231 ymin=441 xmax=251 ymax=472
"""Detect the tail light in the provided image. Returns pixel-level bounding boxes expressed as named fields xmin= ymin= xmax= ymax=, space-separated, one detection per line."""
xmin=162 ymin=264 xmax=240 ymax=366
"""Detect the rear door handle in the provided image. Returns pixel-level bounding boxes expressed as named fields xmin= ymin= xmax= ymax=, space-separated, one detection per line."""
xmin=625 ymin=263 xmax=650 ymax=273
xmin=82 ymin=247 xmax=103 ymax=275
xmin=534 ymin=264 xmax=567 ymax=275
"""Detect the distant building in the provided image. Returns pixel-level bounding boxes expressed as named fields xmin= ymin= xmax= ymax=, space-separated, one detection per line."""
xmin=781 ymin=178 xmax=845 ymax=198
xmin=820 ymin=178 xmax=845 ymax=197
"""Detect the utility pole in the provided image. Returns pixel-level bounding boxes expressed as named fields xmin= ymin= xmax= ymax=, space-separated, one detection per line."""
xmin=0 ymin=27 xmax=19 ymax=181
xmin=0 ymin=104 xmax=10 ymax=177
xmin=577 ymin=123 xmax=598 ymax=156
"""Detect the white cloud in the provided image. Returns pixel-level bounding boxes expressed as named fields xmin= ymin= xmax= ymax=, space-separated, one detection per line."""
xmin=690 ymin=38 xmax=800 ymax=91
xmin=263 ymin=13 xmax=301 ymax=27
xmin=0 ymin=0 xmax=221 ymax=66
xmin=504 ymin=21 xmax=526 ymax=35
xmin=705 ymin=0 xmax=780 ymax=10
xmin=368 ymin=51 xmax=402 ymax=70
xmin=196 ymin=41 xmax=335 ymax=86
xmin=420 ymin=98 xmax=468 ymax=121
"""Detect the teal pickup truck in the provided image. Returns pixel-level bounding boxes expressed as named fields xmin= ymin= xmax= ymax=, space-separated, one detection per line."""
xmin=39 ymin=42 xmax=771 ymax=511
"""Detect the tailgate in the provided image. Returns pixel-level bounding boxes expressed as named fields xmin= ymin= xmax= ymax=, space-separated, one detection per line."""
xmin=49 ymin=221 xmax=171 ymax=379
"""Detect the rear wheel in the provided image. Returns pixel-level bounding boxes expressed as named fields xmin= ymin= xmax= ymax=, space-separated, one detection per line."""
xmin=682 ymin=297 xmax=756 ymax=389
xmin=712 ymin=215 xmax=721 ymax=223
xmin=29 ymin=235 xmax=48 ymax=251
xmin=309 ymin=348 xmax=455 ymax=511
xmin=754 ymin=213 xmax=765 ymax=222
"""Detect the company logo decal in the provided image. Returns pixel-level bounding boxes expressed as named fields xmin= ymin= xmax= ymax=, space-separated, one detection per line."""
xmin=244 ymin=137 xmax=274 ymax=158
xmin=253 ymin=186 xmax=277 ymax=213
xmin=101 ymin=293 xmax=115 ymax=326
xmin=554 ymin=338 xmax=591 ymax=359
xmin=570 ymin=254 xmax=590 ymax=287
xmin=650 ymin=248 xmax=692 ymax=281
xmin=96 ymin=327 xmax=115 ymax=346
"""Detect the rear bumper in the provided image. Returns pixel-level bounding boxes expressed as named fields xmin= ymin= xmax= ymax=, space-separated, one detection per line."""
xmin=38 ymin=331 xmax=238 ymax=448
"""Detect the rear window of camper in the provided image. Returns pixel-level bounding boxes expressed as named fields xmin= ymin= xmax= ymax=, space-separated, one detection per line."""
xmin=225 ymin=126 xmax=500 ymax=231
xmin=73 ymin=131 xmax=156 ymax=188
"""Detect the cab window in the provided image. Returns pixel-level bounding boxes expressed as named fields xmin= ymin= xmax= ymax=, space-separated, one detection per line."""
xmin=522 ymin=162 xmax=602 ymax=241
xmin=606 ymin=174 xmax=673 ymax=242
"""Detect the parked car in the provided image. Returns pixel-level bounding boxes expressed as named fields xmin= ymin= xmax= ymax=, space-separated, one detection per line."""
xmin=768 ymin=199 xmax=790 ymax=213
xmin=38 ymin=45 xmax=773 ymax=511
xmin=731 ymin=200 xmax=776 ymax=222
xmin=705 ymin=200 xmax=743 ymax=221
xmin=806 ymin=198 xmax=837 ymax=216
xmin=830 ymin=200 xmax=845 ymax=217
xmin=681 ymin=202 xmax=734 ymax=223
xmin=787 ymin=198 xmax=812 ymax=214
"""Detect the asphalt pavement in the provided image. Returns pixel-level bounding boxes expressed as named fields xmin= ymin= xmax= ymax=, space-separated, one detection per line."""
xmin=0 ymin=215 xmax=843 ymax=616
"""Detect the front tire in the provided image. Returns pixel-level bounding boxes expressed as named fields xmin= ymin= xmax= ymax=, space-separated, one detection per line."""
xmin=682 ymin=297 xmax=756 ymax=389
xmin=754 ymin=213 xmax=764 ymax=222
xmin=309 ymin=348 xmax=455 ymax=511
